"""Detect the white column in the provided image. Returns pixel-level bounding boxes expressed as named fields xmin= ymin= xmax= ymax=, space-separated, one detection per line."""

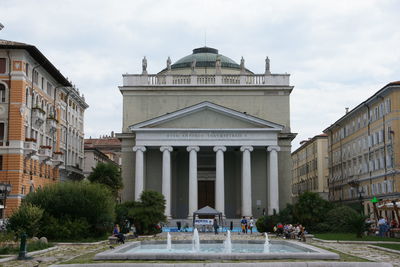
xmin=187 ymin=146 xmax=200 ymax=218
xmin=213 ymin=146 xmax=226 ymax=215
xmin=160 ymin=146 xmax=173 ymax=218
xmin=133 ymin=146 xmax=146 ymax=201
xmin=240 ymin=145 xmax=253 ymax=217
xmin=268 ymin=146 xmax=280 ymax=215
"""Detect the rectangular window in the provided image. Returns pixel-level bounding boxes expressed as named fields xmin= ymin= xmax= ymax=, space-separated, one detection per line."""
xmin=47 ymin=82 xmax=53 ymax=96
xmin=0 ymin=58 xmax=6 ymax=73
xmin=0 ymin=122 xmax=4 ymax=141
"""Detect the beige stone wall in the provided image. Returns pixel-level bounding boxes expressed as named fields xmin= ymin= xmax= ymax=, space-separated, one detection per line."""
xmin=122 ymin=87 xmax=291 ymax=132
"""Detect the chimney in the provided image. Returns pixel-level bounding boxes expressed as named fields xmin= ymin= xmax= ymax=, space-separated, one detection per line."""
xmin=345 ymin=107 xmax=349 ymax=114
xmin=111 ymin=131 xmax=114 ymax=138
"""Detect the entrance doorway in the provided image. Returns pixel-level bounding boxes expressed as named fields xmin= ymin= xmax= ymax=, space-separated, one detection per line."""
xmin=198 ymin=180 xmax=215 ymax=210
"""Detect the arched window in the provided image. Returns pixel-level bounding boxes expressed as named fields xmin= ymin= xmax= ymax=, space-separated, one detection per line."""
xmin=0 ymin=83 xmax=6 ymax=103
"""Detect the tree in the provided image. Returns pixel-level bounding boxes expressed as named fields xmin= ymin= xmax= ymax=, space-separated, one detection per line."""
xmin=293 ymin=192 xmax=332 ymax=231
xmin=87 ymin=162 xmax=122 ymax=197
xmin=8 ymin=203 xmax=43 ymax=237
xmin=116 ymin=191 xmax=166 ymax=235
xmin=24 ymin=182 xmax=115 ymax=239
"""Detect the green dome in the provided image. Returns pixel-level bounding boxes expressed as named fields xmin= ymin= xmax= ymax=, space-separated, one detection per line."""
xmin=171 ymin=47 xmax=240 ymax=70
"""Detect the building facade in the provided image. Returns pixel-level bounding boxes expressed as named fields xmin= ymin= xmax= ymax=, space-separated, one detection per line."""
xmin=118 ymin=47 xmax=296 ymax=220
xmin=324 ymin=82 xmax=400 ymax=219
xmin=84 ymin=133 xmax=121 ymax=177
xmin=291 ymin=134 xmax=329 ymax=200
xmin=0 ymin=40 xmax=88 ymax=217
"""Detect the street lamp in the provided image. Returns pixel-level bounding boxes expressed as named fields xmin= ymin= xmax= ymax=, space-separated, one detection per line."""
xmin=0 ymin=182 xmax=12 ymax=222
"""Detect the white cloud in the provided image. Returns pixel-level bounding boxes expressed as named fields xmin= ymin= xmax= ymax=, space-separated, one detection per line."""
xmin=1 ymin=0 xmax=399 ymax=148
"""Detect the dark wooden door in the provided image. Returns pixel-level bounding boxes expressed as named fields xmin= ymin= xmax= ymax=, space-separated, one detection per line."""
xmin=198 ymin=181 xmax=215 ymax=210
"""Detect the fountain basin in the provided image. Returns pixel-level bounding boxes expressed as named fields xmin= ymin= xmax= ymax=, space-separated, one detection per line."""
xmin=94 ymin=240 xmax=339 ymax=261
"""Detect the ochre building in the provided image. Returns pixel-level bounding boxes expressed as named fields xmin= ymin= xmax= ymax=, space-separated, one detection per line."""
xmin=291 ymin=134 xmax=329 ymax=200
xmin=324 ymin=81 xmax=400 ymax=220
xmin=0 ymin=40 xmax=88 ymax=218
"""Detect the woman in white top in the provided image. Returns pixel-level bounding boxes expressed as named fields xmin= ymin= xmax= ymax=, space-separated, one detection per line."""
xmin=249 ymin=217 xmax=254 ymax=234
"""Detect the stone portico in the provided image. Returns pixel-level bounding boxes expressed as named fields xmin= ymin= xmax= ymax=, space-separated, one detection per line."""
xmin=130 ymin=102 xmax=282 ymax=218
xmin=118 ymin=47 xmax=296 ymax=219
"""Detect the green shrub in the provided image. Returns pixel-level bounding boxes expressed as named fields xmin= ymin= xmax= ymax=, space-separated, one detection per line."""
xmin=255 ymin=215 xmax=280 ymax=233
xmin=314 ymin=222 xmax=332 ymax=233
xmin=117 ymin=191 xmax=166 ymax=235
xmin=24 ymin=182 xmax=115 ymax=240
xmin=293 ymin=192 xmax=332 ymax=231
xmin=347 ymin=213 xmax=368 ymax=238
xmin=40 ymin=216 xmax=91 ymax=240
xmin=325 ymin=206 xmax=359 ymax=232
xmin=8 ymin=203 xmax=43 ymax=237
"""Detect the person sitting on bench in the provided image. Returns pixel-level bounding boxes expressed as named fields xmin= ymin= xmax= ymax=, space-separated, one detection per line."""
xmin=113 ymin=224 xmax=125 ymax=244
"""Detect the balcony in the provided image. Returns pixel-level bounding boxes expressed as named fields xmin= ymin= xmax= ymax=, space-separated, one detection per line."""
xmin=52 ymin=152 xmax=64 ymax=166
xmin=38 ymin=145 xmax=52 ymax=162
xmin=24 ymin=138 xmax=38 ymax=156
xmin=32 ymin=107 xmax=46 ymax=127
xmin=46 ymin=117 xmax=58 ymax=134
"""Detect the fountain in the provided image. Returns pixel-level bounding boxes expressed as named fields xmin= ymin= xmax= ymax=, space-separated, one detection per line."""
xmin=95 ymin=228 xmax=340 ymax=261
xmin=167 ymin=232 xmax=172 ymax=250
xmin=263 ymin=232 xmax=270 ymax=253
xmin=192 ymin=228 xmax=200 ymax=252
xmin=223 ymin=230 xmax=232 ymax=253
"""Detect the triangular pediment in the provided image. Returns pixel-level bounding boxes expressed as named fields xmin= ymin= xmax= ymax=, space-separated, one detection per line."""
xmin=129 ymin=102 xmax=283 ymax=131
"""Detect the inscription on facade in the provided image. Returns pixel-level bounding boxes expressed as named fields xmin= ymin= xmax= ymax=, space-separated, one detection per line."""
xmin=166 ymin=132 xmax=247 ymax=139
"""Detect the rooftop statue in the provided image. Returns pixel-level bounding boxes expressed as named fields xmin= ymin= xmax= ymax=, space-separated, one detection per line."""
xmin=167 ymin=56 xmax=171 ymax=71
xmin=240 ymin=56 xmax=245 ymax=73
xmin=142 ymin=56 xmax=147 ymax=74
xmin=265 ymin=56 xmax=270 ymax=74
xmin=191 ymin=58 xmax=197 ymax=73
xmin=215 ymin=55 xmax=222 ymax=74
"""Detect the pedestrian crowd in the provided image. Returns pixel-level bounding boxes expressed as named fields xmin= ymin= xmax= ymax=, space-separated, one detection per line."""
xmin=274 ymin=223 xmax=306 ymax=242
xmin=240 ymin=216 xmax=255 ymax=234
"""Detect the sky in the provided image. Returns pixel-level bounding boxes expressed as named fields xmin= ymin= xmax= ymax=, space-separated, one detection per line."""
xmin=1 ymin=0 xmax=399 ymax=150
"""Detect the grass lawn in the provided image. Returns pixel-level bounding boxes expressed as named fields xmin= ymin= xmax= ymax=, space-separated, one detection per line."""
xmin=0 ymin=241 xmax=53 ymax=255
xmin=374 ymin=244 xmax=400 ymax=251
xmin=314 ymin=233 xmax=400 ymax=242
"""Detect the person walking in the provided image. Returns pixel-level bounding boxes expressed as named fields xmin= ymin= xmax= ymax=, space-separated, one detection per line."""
xmin=240 ymin=216 xmax=248 ymax=234
xmin=249 ymin=217 xmax=254 ymax=234
xmin=213 ymin=219 xmax=219 ymax=235
xmin=378 ymin=217 xmax=388 ymax=237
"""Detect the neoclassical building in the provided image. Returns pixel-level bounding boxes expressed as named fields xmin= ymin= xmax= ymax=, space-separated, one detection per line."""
xmin=118 ymin=47 xmax=296 ymax=220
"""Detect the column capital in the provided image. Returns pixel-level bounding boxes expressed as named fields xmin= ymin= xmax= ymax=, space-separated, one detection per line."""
xmin=240 ymin=145 xmax=253 ymax=152
xmin=160 ymin=146 xmax=173 ymax=152
xmin=186 ymin=146 xmax=200 ymax=152
xmin=133 ymin=146 xmax=146 ymax=152
xmin=267 ymin=145 xmax=280 ymax=152
xmin=213 ymin=146 xmax=227 ymax=152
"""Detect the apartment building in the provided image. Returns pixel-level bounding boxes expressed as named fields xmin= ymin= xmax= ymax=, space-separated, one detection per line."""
xmin=0 ymin=40 xmax=88 ymax=217
xmin=324 ymin=81 xmax=400 ymax=219
xmin=83 ymin=132 xmax=121 ymax=177
xmin=291 ymin=134 xmax=329 ymax=200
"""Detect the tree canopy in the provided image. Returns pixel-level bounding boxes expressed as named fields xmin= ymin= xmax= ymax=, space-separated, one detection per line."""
xmin=87 ymin=162 xmax=122 ymax=197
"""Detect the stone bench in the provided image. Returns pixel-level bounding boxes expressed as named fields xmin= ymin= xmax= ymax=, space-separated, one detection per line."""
xmin=108 ymin=236 xmax=119 ymax=244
